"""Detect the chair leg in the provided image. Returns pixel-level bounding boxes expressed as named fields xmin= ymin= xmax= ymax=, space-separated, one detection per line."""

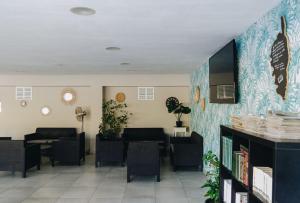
xmin=157 ymin=175 xmax=160 ymax=182
xmin=173 ymin=166 xmax=177 ymax=172
xmin=37 ymin=164 xmax=41 ymax=170
xmin=51 ymin=159 xmax=55 ymax=167
xmin=127 ymin=173 xmax=131 ymax=183
xmin=22 ymin=170 xmax=26 ymax=178
xmin=95 ymin=161 xmax=98 ymax=168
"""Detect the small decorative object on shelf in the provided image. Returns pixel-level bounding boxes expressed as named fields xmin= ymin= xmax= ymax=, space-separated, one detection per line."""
xmin=166 ymin=97 xmax=191 ymax=127
xmin=201 ymin=151 xmax=220 ymax=203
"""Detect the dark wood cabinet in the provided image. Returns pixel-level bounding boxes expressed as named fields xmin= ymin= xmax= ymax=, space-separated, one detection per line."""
xmin=220 ymin=125 xmax=300 ymax=203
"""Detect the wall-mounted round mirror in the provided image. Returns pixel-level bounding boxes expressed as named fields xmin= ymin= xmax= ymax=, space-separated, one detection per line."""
xmin=62 ymin=88 xmax=76 ymax=105
xmin=41 ymin=106 xmax=51 ymax=116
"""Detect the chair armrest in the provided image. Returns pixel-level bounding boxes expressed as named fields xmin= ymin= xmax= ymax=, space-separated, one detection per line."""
xmin=24 ymin=133 xmax=39 ymax=142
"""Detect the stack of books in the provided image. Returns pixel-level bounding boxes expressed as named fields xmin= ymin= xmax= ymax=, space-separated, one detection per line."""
xmin=223 ymin=179 xmax=232 ymax=203
xmin=235 ymin=192 xmax=248 ymax=203
xmin=222 ymin=137 xmax=232 ymax=171
xmin=232 ymin=145 xmax=249 ymax=186
xmin=231 ymin=115 xmax=244 ymax=129
xmin=253 ymin=167 xmax=273 ymax=203
xmin=265 ymin=112 xmax=300 ymax=138
xmin=231 ymin=115 xmax=266 ymax=133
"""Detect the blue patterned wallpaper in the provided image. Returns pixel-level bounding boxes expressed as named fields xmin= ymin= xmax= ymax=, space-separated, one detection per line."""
xmin=191 ymin=0 xmax=300 ymax=157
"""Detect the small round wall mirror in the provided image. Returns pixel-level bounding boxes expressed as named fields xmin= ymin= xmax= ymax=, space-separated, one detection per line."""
xmin=20 ymin=100 xmax=28 ymax=107
xmin=41 ymin=106 xmax=51 ymax=116
xmin=62 ymin=88 xmax=76 ymax=105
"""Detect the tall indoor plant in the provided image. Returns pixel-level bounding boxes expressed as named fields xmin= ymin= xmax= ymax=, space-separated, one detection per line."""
xmin=201 ymin=151 xmax=220 ymax=203
xmin=99 ymin=99 xmax=132 ymax=139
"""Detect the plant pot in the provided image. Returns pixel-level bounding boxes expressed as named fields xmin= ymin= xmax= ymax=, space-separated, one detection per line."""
xmin=176 ymin=121 xmax=183 ymax=127
xmin=205 ymin=199 xmax=216 ymax=203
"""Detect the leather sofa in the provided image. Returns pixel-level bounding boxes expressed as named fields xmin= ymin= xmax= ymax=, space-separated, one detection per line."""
xmin=122 ymin=128 xmax=168 ymax=156
xmin=24 ymin=128 xmax=77 ymax=142
xmin=24 ymin=128 xmax=85 ymax=166
xmin=170 ymin=131 xmax=203 ymax=171
xmin=0 ymin=140 xmax=40 ymax=178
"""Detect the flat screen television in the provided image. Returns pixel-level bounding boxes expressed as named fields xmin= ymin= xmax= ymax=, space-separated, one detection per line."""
xmin=209 ymin=39 xmax=238 ymax=104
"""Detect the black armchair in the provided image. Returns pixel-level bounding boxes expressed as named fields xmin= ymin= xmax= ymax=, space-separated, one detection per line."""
xmin=52 ymin=132 xmax=85 ymax=166
xmin=95 ymin=134 xmax=124 ymax=167
xmin=0 ymin=140 xmax=40 ymax=178
xmin=170 ymin=131 xmax=203 ymax=171
xmin=127 ymin=142 xmax=160 ymax=182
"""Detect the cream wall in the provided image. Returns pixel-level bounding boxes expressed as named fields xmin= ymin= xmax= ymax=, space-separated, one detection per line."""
xmin=104 ymin=86 xmax=190 ymax=135
xmin=0 ymin=74 xmax=190 ymax=153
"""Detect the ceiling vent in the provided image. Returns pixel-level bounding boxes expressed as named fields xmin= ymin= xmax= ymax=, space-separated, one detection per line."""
xmin=16 ymin=87 xmax=32 ymax=100
xmin=138 ymin=87 xmax=154 ymax=101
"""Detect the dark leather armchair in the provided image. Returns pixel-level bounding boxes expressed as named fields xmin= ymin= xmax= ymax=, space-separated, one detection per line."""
xmin=52 ymin=132 xmax=85 ymax=166
xmin=0 ymin=140 xmax=40 ymax=178
xmin=170 ymin=131 xmax=203 ymax=171
xmin=122 ymin=128 xmax=168 ymax=156
xmin=127 ymin=142 xmax=160 ymax=182
xmin=95 ymin=134 xmax=124 ymax=167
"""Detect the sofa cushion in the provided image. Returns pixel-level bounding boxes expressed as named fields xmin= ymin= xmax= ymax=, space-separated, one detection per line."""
xmin=123 ymin=128 xmax=165 ymax=142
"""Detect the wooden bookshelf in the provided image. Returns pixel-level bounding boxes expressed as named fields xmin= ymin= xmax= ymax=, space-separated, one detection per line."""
xmin=220 ymin=125 xmax=300 ymax=203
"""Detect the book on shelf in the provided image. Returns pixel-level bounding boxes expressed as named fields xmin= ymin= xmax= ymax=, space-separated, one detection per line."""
xmin=222 ymin=136 xmax=232 ymax=171
xmin=223 ymin=179 xmax=232 ymax=203
xmin=253 ymin=167 xmax=273 ymax=203
xmin=231 ymin=146 xmax=249 ymax=186
xmin=235 ymin=192 xmax=248 ymax=203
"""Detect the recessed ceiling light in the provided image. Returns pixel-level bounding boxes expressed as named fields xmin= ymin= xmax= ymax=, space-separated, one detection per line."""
xmin=120 ymin=62 xmax=130 ymax=65
xmin=70 ymin=7 xmax=96 ymax=16
xmin=105 ymin=47 xmax=121 ymax=51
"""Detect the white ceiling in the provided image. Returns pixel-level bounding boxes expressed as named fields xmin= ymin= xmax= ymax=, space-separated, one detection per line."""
xmin=0 ymin=0 xmax=281 ymax=74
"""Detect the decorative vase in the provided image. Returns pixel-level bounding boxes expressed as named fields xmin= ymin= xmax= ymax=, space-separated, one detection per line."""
xmin=176 ymin=121 xmax=183 ymax=127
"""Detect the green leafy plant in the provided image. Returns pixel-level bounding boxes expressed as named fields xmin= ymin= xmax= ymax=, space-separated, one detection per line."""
xmin=99 ymin=99 xmax=132 ymax=139
xmin=173 ymin=104 xmax=191 ymax=122
xmin=167 ymin=100 xmax=191 ymax=123
xmin=201 ymin=151 xmax=220 ymax=202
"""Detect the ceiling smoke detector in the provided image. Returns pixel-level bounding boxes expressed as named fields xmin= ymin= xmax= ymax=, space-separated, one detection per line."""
xmin=105 ymin=47 xmax=121 ymax=51
xmin=120 ymin=62 xmax=130 ymax=65
xmin=70 ymin=7 xmax=96 ymax=16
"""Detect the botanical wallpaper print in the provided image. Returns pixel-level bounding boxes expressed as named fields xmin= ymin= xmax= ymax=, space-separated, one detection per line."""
xmin=190 ymin=0 xmax=300 ymax=158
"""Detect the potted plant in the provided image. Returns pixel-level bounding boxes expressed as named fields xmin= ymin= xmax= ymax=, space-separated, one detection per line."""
xmin=201 ymin=151 xmax=220 ymax=203
xmin=99 ymin=99 xmax=132 ymax=140
xmin=166 ymin=97 xmax=191 ymax=127
xmin=96 ymin=99 xmax=132 ymax=167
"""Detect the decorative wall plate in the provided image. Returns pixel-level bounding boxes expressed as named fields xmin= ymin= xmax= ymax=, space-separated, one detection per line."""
xmin=115 ymin=92 xmax=126 ymax=103
xmin=201 ymin=98 xmax=206 ymax=111
xmin=194 ymin=86 xmax=200 ymax=103
xmin=62 ymin=88 xmax=76 ymax=105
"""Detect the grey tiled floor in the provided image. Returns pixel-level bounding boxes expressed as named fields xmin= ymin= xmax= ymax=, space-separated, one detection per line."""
xmin=0 ymin=155 xmax=207 ymax=203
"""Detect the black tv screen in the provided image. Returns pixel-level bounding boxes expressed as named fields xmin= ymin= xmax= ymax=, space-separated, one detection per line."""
xmin=209 ymin=40 xmax=238 ymax=103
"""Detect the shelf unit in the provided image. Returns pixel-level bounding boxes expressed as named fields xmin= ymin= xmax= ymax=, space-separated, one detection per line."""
xmin=220 ymin=125 xmax=300 ymax=203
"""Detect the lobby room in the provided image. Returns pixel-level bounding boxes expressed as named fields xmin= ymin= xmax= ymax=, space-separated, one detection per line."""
xmin=0 ymin=0 xmax=299 ymax=203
